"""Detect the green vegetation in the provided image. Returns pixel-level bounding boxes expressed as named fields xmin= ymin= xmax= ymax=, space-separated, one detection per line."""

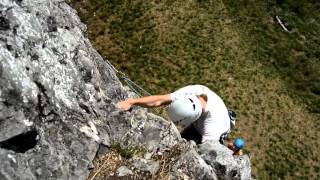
xmin=111 ymin=141 xmax=146 ymax=159
xmin=67 ymin=0 xmax=320 ymax=179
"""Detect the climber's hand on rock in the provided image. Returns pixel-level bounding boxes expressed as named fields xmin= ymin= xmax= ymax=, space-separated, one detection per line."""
xmin=117 ymin=99 xmax=133 ymax=111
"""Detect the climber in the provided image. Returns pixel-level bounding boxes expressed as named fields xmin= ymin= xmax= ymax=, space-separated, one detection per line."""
xmin=117 ymin=84 xmax=235 ymax=144
xmin=227 ymin=138 xmax=245 ymax=156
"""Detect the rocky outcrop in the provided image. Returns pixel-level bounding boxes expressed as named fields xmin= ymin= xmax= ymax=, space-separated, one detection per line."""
xmin=169 ymin=142 xmax=218 ymax=180
xmin=0 ymin=0 xmax=251 ymax=179
xmin=198 ymin=141 xmax=251 ymax=180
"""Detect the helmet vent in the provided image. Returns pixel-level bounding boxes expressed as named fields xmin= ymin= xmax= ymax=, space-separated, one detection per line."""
xmin=167 ymin=95 xmax=202 ymax=127
xmin=188 ymin=98 xmax=196 ymax=110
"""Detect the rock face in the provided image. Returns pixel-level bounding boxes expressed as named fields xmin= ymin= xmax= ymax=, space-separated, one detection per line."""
xmin=198 ymin=141 xmax=252 ymax=180
xmin=0 ymin=0 xmax=251 ymax=179
xmin=169 ymin=142 xmax=218 ymax=180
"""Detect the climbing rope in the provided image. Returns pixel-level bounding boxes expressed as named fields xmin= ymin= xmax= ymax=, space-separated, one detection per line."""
xmin=105 ymin=59 xmax=151 ymax=97
xmin=104 ymin=59 xmax=162 ymax=113
xmin=118 ymin=71 xmax=152 ymax=97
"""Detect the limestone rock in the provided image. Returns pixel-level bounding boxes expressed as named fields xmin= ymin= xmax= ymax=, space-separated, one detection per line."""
xmin=0 ymin=0 xmax=122 ymax=179
xmin=0 ymin=0 xmax=181 ymax=179
xmin=170 ymin=142 xmax=218 ymax=180
xmin=132 ymin=158 xmax=160 ymax=175
xmin=116 ymin=166 xmax=133 ymax=177
xmin=198 ymin=141 xmax=252 ymax=180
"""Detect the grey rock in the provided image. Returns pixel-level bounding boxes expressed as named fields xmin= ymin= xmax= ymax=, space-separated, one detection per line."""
xmin=198 ymin=141 xmax=252 ymax=180
xmin=0 ymin=106 xmax=32 ymax=143
xmin=170 ymin=142 xmax=218 ymax=180
xmin=0 ymin=0 xmax=118 ymax=179
xmin=132 ymin=158 xmax=160 ymax=175
xmin=0 ymin=0 xmax=181 ymax=179
xmin=235 ymin=155 xmax=252 ymax=180
xmin=143 ymin=152 xmax=153 ymax=160
xmin=116 ymin=166 xmax=133 ymax=177
xmin=106 ymin=109 xmax=182 ymax=153
xmin=100 ymin=133 xmax=111 ymax=147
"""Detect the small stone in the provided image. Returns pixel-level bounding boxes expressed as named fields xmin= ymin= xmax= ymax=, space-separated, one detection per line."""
xmin=7 ymin=154 xmax=16 ymax=163
xmin=36 ymin=168 xmax=42 ymax=176
xmin=144 ymin=152 xmax=153 ymax=160
xmin=132 ymin=158 xmax=160 ymax=175
xmin=183 ymin=173 xmax=190 ymax=180
xmin=116 ymin=166 xmax=133 ymax=177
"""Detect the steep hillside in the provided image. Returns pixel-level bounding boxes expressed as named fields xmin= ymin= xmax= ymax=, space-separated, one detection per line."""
xmin=67 ymin=0 xmax=320 ymax=179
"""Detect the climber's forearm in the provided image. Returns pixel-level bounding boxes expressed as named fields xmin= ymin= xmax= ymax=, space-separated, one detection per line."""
xmin=117 ymin=94 xmax=172 ymax=111
xmin=129 ymin=94 xmax=172 ymax=108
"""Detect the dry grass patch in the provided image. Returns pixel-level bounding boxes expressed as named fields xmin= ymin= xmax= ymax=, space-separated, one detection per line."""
xmin=88 ymin=150 xmax=153 ymax=180
xmin=88 ymin=144 xmax=186 ymax=180
xmin=151 ymin=144 xmax=184 ymax=180
xmin=88 ymin=150 xmax=125 ymax=180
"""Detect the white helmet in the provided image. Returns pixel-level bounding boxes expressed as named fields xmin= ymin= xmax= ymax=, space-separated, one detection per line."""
xmin=167 ymin=95 xmax=202 ymax=128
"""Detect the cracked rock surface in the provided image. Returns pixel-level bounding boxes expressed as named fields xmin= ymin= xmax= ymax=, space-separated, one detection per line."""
xmin=198 ymin=141 xmax=252 ymax=180
xmin=0 ymin=0 xmax=251 ymax=179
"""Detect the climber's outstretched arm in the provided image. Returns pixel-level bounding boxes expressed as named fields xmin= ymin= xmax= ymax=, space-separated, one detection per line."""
xmin=117 ymin=94 xmax=172 ymax=111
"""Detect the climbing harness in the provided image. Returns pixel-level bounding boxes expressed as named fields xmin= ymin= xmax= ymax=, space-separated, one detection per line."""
xmin=219 ymin=109 xmax=237 ymax=144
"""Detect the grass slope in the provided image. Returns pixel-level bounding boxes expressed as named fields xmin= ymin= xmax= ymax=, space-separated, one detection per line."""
xmin=67 ymin=0 xmax=320 ymax=179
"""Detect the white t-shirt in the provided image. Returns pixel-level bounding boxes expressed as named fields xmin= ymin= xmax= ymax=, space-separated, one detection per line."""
xmin=170 ymin=85 xmax=230 ymax=143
